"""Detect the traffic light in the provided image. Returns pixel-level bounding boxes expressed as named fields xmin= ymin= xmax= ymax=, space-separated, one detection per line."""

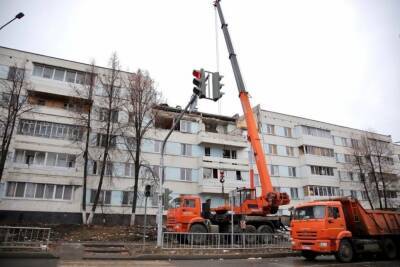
xmin=144 ymin=184 xmax=151 ymax=197
xmin=212 ymin=72 xmax=224 ymax=101
xmin=219 ymin=170 xmax=225 ymax=184
xmin=192 ymin=69 xmax=206 ymax=98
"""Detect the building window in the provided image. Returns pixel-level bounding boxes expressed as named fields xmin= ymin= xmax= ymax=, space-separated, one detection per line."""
xmin=154 ymin=140 xmax=161 ymax=153
xmin=180 ymin=168 xmax=192 ymax=181
xmin=18 ymin=119 xmax=83 ymax=141
xmin=266 ymin=144 xmax=277 ymax=155
xmin=33 ymin=63 xmax=92 ymax=85
xmin=180 ymin=120 xmax=191 ymax=133
xmin=284 ymin=127 xmax=292 ymax=137
xmin=223 ymin=149 xmax=237 ymax=159
xmin=344 ymin=154 xmax=352 ymax=163
xmin=7 ymin=66 xmax=25 ymax=81
xmin=204 ymin=147 xmax=210 ymax=156
xmin=14 ymin=149 xmax=76 ymax=168
xmin=96 ymin=134 xmax=116 ymax=148
xmin=90 ymin=190 xmax=111 ymax=205
xmin=236 ymin=170 xmax=242 ymax=180
xmin=290 ymin=188 xmax=299 ymax=200
xmin=99 ymin=108 xmax=119 ymax=123
xmin=91 ymin=161 xmax=113 ymax=176
xmin=254 ymin=174 xmax=260 ymax=186
xmin=304 ymin=185 xmax=339 ymax=197
xmin=288 ymin=167 xmax=296 ymax=177
xmin=299 ymin=145 xmax=334 ymax=157
xmin=213 ymin=168 xmax=218 ymax=179
xmin=301 ymin=126 xmax=331 ymax=138
xmin=122 ymin=191 xmax=134 ymax=205
xmin=350 ymin=190 xmax=358 ymax=199
xmin=360 ymin=191 xmax=367 ymax=201
xmin=6 ymin=182 xmax=73 ymax=200
xmin=203 ymin=168 xmax=212 ymax=179
xmin=269 ymin=165 xmax=279 ymax=176
xmin=310 ymin=165 xmax=334 ymax=176
xmin=181 ymin=144 xmax=192 ymax=156
xmin=124 ymin=163 xmax=134 ymax=177
xmin=286 ymin=146 xmax=295 ymax=156
xmin=266 ymin=124 xmax=275 ymax=135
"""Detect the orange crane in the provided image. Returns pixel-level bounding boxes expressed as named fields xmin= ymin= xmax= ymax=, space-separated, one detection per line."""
xmin=166 ymin=0 xmax=289 ymax=239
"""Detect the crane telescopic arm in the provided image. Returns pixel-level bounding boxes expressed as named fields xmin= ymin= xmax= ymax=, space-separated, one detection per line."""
xmin=214 ymin=0 xmax=289 ymax=209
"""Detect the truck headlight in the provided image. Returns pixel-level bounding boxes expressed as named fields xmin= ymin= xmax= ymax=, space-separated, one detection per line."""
xmin=319 ymin=242 xmax=328 ymax=247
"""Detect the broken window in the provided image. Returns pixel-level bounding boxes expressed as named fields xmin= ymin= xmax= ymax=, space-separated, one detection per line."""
xmin=154 ymin=115 xmax=173 ymax=130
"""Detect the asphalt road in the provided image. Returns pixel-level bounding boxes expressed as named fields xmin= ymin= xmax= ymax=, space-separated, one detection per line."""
xmin=1 ymin=256 xmax=400 ymax=267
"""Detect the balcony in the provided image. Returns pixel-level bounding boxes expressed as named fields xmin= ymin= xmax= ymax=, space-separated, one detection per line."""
xmin=197 ymin=131 xmax=247 ymax=147
xmin=201 ymin=156 xmax=248 ymax=169
xmin=297 ymin=135 xmax=334 ymax=149
xmin=198 ymin=177 xmax=248 ymax=194
xmin=299 ymin=154 xmax=337 ymax=168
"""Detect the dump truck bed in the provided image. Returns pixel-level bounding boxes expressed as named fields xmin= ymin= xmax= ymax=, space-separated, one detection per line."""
xmin=334 ymin=198 xmax=400 ymax=237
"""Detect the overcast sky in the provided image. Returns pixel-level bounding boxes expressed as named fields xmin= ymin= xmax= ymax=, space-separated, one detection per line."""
xmin=0 ymin=0 xmax=399 ymax=140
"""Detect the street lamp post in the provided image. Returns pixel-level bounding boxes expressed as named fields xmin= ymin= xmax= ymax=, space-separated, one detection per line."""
xmin=0 ymin=12 xmax=24 ymax=31
xmin=156 ymin=92 xmax=199 ymax=247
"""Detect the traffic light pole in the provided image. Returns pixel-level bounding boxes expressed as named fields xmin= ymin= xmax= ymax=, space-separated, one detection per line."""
xmin=157 ymin=92 xmax=199 ymax=247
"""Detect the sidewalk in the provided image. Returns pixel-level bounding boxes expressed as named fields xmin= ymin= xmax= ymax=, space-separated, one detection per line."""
xmin=54 ymin=242 xmax=298 ymax=260
xmin=1 ymin=242 xmax=298 ymax=260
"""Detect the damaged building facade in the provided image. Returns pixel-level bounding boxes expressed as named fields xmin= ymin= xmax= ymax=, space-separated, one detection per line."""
xmin=0 ymin=46 xmax=399 ymax=225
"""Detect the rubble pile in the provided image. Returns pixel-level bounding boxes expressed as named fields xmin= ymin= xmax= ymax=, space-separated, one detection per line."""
xmin=50 ymin=225 xmax=157 ymax=242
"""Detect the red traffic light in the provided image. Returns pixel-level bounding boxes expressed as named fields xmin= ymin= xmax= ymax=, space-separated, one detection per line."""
xmin=193 ymin=70 xmax=201 ymax=79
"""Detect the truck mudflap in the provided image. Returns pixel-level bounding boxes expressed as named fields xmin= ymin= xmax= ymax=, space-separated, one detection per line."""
xmin=292 ymin=239 xmax=337 ymax=254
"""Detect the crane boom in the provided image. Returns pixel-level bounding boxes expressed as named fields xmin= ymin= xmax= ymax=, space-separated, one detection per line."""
xmin=214 ymin=0 xmax=289 ymax=210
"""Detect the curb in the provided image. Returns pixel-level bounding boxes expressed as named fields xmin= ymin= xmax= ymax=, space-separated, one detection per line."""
xmin=0 ymin=251 xmax=59 ymax=259
xmin=82 ymin=251 xmax=300 ymax=261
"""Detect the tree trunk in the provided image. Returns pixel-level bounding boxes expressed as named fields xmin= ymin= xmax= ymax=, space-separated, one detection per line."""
xmin=360 ymin=173 xmax=374 ymax=209
xmin=367 ymin=156 xmax=383 ymax=209
xmin=131 ymin=144 xmax=141 ymax=226
xmin=0 ymin=107 xmax=17 ymax=181
xmin=130 ymin=213 xmax=136 ymax=226
xmin=376 ymin=156 xmax=388 ymax=209
xmin=81 ymin=105 xmax=92 ymax=224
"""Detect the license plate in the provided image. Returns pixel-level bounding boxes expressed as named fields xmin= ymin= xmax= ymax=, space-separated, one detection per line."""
xmin=302 ymin=245 xmax=311 ymax=250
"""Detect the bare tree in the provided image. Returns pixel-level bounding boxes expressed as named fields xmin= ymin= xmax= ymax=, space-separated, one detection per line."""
xmin=73 ymin=61 xmax=97 ymax=224
xmin=86 ymin=53 xmax=124 ymax=225
xmin=355 ymin=133 xmax=397 ymax=209
xmin=350 ymin=139 xmax=374 ymax=209
xmin=367 ymin=135 xmax=396 ymax=209
xmin=123 ymin=69 xmax=160 ymax=226
xmin=0 ymin=63 xmax=32 ymax=181
xmin=359 ymin=136 xmax=384 ymax=209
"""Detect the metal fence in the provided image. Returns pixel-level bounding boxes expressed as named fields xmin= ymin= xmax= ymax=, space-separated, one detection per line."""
xmin=162 ymin=232 xmax=290 ymax=249
xmin=0 ymin=226 xmax=51 ymax=250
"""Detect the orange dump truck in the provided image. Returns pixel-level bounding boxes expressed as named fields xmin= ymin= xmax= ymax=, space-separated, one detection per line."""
xmin=291 ymin=197 xmax=400 ymax=262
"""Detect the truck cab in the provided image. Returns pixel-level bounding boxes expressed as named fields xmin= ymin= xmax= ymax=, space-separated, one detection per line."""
xmin=166 ymin=195 xmax=206 ymax=233
xmin=291 ymin=201 xmax=348 ymax=260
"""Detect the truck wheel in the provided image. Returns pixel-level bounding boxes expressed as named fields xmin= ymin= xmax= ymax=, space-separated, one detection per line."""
xmin=257 ymin=225 xmax=273 ymax=244
xmin=188 ymin=224 xmax=207 ymax=245
xmin=335 ymin=239 xmax=353 ymax=263
xmin=301 ymin=251 xmax=317 ymax=261
xmin=244 ymin=225 xmax=257 ymax=244
xmin=382 ymin=238 xmax=397 ymax=260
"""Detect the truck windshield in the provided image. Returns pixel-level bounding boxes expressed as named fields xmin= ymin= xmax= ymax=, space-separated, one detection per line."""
xmin=172 ymin=198 xmax=181 ymax=208
xmin=294 ymin=206 xmax=326 ymax=220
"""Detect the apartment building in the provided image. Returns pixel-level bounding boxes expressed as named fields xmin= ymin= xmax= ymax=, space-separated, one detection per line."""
xmin=0 ymin=46 xmax=399 ymax=225
xmin=252 ymin=106 xmax=400 ymax=214
xmin=0 ymin=47 xmax=253 ymax=224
